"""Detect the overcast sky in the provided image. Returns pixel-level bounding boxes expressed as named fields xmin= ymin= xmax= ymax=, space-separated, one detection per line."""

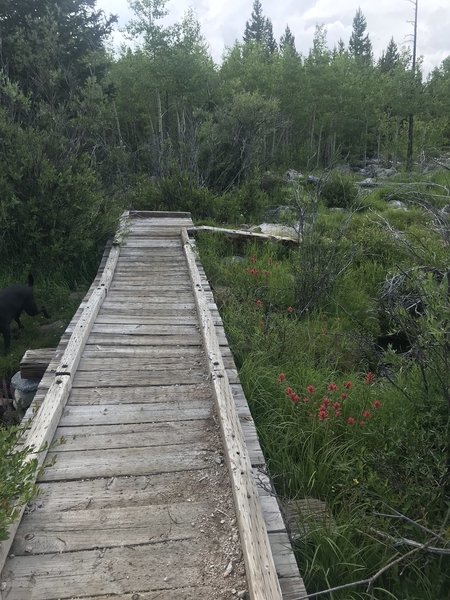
xmin=97 ymin=0 xmax=450 ymax=75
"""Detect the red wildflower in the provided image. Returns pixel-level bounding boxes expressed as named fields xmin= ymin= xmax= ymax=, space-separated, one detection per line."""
xmin=346 ymin=416 xmax=356 ymax=425
xmin=327 ymin=383 xmax=338 ymax=392
xmin=364 ymin=372 xmax=375 ymax=384
xmin=321 ymin=397 xmax=331 ymax=408
xmin=250 ymin=255 xmax=257 ymax=263
xmin=291 ymin=394 xmax=301 ymax=405
xmin=340 ymin=392 xmax=348 ymax=401
xmin=277 ymin=373 xmax=286 ymax=384
xmin=372 ymin=399 xmax=382 ymax=409
xmin=287 ymin=306 xmax=295 ymax=314
xmin=334 ymin=410 xmax=342 ymax=417
xmin=255 ymin=299 xmax=263 ymax=308
xmin=318 ymin=410 xmax=329 ymax=421
xmin=285 ymin=387 xmax=294 ymax=397
xmin=343 ymin=381 xmax=353 ymax=389
xmin=306 ymin=385 xmax=316 ymax=395
xmin=362 ymin=410 xmax=372 ymax=419
xmin=303 ymin=397 xmax=310 ymax=404
xmin=332 ymin=402 xmax=341 ymax=411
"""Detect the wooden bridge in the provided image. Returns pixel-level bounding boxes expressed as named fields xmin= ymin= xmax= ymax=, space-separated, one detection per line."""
xmin=0 ymin=212 xmax=306 ymax=600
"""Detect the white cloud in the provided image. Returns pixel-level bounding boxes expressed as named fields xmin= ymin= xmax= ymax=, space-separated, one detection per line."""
xmin=97 ymin=0 xmax=450 ymax=73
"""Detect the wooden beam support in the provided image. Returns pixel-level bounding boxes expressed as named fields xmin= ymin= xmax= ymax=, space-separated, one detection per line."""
xmin=181 ymin=228 xmax=283 ymax=600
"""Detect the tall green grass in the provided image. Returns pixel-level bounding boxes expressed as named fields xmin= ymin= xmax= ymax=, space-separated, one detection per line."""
xmin=196 ymin=207 xmax=449 ymax=599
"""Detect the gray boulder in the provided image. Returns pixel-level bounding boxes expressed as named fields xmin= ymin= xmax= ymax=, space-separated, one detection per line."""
xmin=387 ymin=200 xmax=408 ymax=211
xmin=285 ymin=169 xmax=304 ymax=181
xmin=11 ymin=371 xmax=40 ymax=412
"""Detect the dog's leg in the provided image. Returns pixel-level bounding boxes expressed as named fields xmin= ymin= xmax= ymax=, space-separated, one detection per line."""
xmin=1 ymin=326 xmax=11 ymax=354
xmin=14 ymin=312 xmax=24 ymax=329
xmin=24 ymin=303 xmax=50 ymax=320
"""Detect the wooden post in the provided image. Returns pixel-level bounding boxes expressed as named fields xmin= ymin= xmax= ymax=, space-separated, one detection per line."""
xmin=181 ymin=228 xmax=283 ymax=600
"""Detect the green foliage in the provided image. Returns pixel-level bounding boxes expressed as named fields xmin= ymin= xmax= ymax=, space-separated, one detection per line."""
xmin=319 ymin=172 xmax=358 ymax=208
xmin=196 ymin=204 xmax=450 ymax=598
xmin=0 ymin=0 xmax=115 ymax=102
xmin=0 ymin=111 xmax=120 ymax=275
xmin=349 ymin=8 xmax=373 ymax=64
xmin=0 ymin=426 xmax=38 ymax=541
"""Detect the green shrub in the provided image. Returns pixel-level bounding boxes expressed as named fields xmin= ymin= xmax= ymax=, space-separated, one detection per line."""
xmin=235 ymin=180 xmax=270 ymax=221
xmin=0 ymin=118 xmax=121 ymax=277
xmin=0 ymin=426 xmax=38 ymax=541
xmin=319 ymin=171 xmax=358 ymax=208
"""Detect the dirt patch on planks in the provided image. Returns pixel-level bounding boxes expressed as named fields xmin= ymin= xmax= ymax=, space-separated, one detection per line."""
xmin=167 ymin=420 xmax=248 ymax=600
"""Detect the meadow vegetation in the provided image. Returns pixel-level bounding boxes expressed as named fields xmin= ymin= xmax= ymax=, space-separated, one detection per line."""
xmin=196 ymin=176 xmax=450 ymax=599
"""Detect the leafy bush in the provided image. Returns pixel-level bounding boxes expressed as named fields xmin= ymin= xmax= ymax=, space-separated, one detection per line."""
xmin=319 ymin=171 xmax=358 ymax=208
xmin=234 ymin=180 xmax=270 ymax=221
xmin=196 ymin=216 xmax=450 ymax=599
xmin=0 ymin=426 xmax=38 ymax=541
xmin=0 ymin=111 xmax=121 ymax=278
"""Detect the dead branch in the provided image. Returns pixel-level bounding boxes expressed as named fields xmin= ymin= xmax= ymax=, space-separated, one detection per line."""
xmin=297 ymin=508 xmax=450 ymax=599
xmin=369 ymin=527 xmax=450 ymax=555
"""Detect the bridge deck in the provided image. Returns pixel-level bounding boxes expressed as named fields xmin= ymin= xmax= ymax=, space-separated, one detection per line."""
xmin=1 ymin=213 xmax=306 ymax=600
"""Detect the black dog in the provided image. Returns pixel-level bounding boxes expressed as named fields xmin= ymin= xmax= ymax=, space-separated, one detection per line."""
xmin=0 ymin=274 xmax=49 ymax=354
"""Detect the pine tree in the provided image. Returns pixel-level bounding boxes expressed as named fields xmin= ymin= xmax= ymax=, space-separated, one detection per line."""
xmin=243 ymin=0 xmax=277 ymax=54
xmin=243 ymin=0 xmax=266 ymax=44
xmin=0 ymin=0 xmax=115 ymax=101
xmin=379 ymin=37 xmax=400 ymax=72
xmin=263 ymin=17 xmax=277 ymax=54
xmin=349 ymin=8 xmax=372 ymax=64
xmin=280 ymin=25 xmax=297 ymax=56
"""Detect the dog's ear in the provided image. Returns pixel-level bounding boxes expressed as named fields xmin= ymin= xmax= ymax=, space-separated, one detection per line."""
xmin=28 ymin=273 xmax=34 ymax=287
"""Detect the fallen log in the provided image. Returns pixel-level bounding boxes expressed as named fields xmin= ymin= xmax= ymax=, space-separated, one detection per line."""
xmin=187 ymin=225 xmax=300 ymax=247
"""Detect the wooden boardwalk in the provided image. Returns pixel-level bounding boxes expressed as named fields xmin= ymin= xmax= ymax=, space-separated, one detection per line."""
xmin=0 ymin=213 xmax=306 ymax=600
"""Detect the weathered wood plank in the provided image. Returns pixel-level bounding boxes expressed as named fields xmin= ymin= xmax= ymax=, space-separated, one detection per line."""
xmin=59 ymin=400 xmax=210 ymax=426
xmin=85 ymin=333 xmax=204 ymax=346
xmin=80 ymin=346 xmax=203 ymax=359
xmin=74 ymin=370 xmax=206 ymax=388
xmin=40 ymin=443 xmax=213 ymax=481
xmin=188 ymin=225 xmax=299 ymax=247
xmin=11 ymin=500 xmax=212 ymax=554
xmin=52 ymin=419 xmax=211 ymax=451
xmin=45 ymin=588 xmax=217 ymax=600
xmin=26 ymin=470 xmax=219 ymax=513
xmin=96 ymin=305 xmax=199 ymax=316
xmin=1 ymin=541 xmax=210 ymax=599
xmin=67 ymin=383 xmax=211 ymax=405
xmin=109 ymin=282 xmax=193 ymax=291
xmin=94 ymin=314 xmax=205 ymax=325
xmin=77 ymin=355 xmax=205 ymax=371
xmin=129 ymin=210 xmax=192 ymax=218
xmin=88 ymin=322 xmax=199 ymax=335
xmin=100 ymin=301 xmax=197 ymax=311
